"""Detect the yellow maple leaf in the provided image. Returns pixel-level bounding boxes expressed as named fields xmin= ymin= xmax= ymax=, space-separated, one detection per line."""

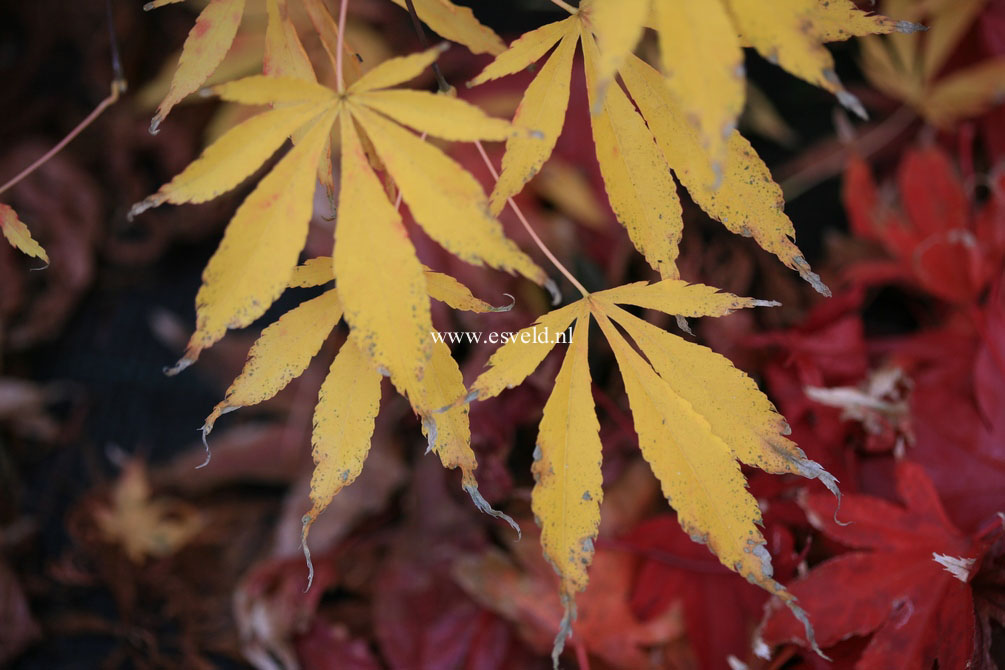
xmin=132 ymin=46 xmax=544 ymax=378
xmin=93 ymin=461 xmax=203 ymax=563
xmin=0 ymin=203 xmax=48 ymax=265
xmin=861 ymin=0 xmax=1005 ymax=127
xmin=468 ymin=281 xmax=838 ymax=663
xmin=388 ymin=0 xmax=506 ymax=55
xmin=195 ymin=248 xmax=522 ymax=581
xmin=148 ymin=0 xmax=249 ymax=133
xmin=469 ymin=3 xmax=902 ymax=293
xmin=146 ymin=0 xmax=507 ymax=132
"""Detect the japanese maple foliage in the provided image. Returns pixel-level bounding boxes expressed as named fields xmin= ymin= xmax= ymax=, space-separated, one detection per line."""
xmin=760 ymin=461 xmax=1001 ymax=669
xmin=842 ymin=145 xmax=1002 ymax=304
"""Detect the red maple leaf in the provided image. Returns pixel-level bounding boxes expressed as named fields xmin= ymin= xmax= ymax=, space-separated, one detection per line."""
xmin=620 ymin=515 xmax=798 ymax=669
xmin=759 ymin=461 xmax=995 ymax=669
xmin=841 ymin=146 xmax=996 ymax=303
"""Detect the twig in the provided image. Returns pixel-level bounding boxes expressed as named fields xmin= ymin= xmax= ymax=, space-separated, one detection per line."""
xmin=0 ymin=1 xmax=126 ymax=197
xmin=336 ymin=0 xmax=349 ymax=91
xmin=395 ymin=0 xmax=587 ymax=297
xmin=402 ymin=0 xmax=450 ymax=92
xmin=474 ymin=141 xmax=589 ymax=298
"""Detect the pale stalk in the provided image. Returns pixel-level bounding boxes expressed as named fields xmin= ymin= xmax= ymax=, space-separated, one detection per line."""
xmin=336 ymin=0 xmax=349 ymax=91
xmin=473 ymin=140 xmax=589 ymax=298
xmin=0 ymin=81 xmax=124 ymax=197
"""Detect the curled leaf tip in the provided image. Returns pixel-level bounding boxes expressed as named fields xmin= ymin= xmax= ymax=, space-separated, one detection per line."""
xmin=822 ymin=475 xmax=850 ymax=527
xmin=301 ymin=516 xmax=315 ymax=593
xmin=675 ymin=314 xmax=693 ymax=335
xmin=895 ymin=20 xmax=927 ymax=33
xmin=786 ymin=599 xmax=830 ymax=661
xmin=750 ymin=299 xmax=782 ymax=308
xmin=163 ymin=356 xmax=194 ymax=377
xmin=142 ymin=1 xmax=155 ymax=11
xmin=432 ymin=389 xmax=479 ymax=414
xmin=793 ymin=257 xmax=831 ymax=297
xmin=421 ymin=415 xmax=439 ymax=455
xmin=195 ymin=426 xmax=212 ymax=469
xmin=490 ymin=293 xmax=516 ymax=313
xmin=128 ymin=194 xmax=165 ymax=221
xmin=835 ymin=90 xmax=868 ymax=122
xmin=551 ymin=597 xmax=576 ymax=668
xmin=544 ymin=278 xmax=562 ymax=305
xmin=149 ymin=115 xmax=163 ymax=135
xmin=29 ymin=262 xmax=49 ymax=272
xmin=464 ymin=484 xmax=521 ymax=539
xmin=792 ymin=457 xmax=844 ymax=516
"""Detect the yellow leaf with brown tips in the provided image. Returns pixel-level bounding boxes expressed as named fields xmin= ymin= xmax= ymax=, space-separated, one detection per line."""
xmin=131 ymin=103 xmax=325 ymax=215
xmin=594 ymin=279 xmax=774 ymax=318
xmin=593 ymin=308 xmax=813 ymax=646
xmin=582 ymin=32 xmax=682 ymax=280
xmin=304 ymin=337 xmax=382 ymax=548
xmin=653 ymin=0 xmax=744 ymax=179
xmin=348 ymin=43 xmax=449 ymax=93
xmin=203 ymin=289 xmax=342 ymax=435
xmin=349 ymin=103 xmax=545 ymax=285
xmin=355 ymin=89 xmax=513 ymax=141
xmin=469 ymin=301 xmax=584 ymax=401
xmin=601 ymin=301 xmax=837 ymax=492
xmin=725 ymin=0 xmax=865 ymax=118
xmin=809 ymin=0 xmax=915 ymax=42
xmin=468 ymin=16 xmax=576 ymax=87
xmin=416 ymin=340 xmax=519 ymax=533
xmin=388 ymin=0 xmax=505 ymax=56
xmin=582 ymin=0 xmax=648 ymax=108
xmin=620 ymin=54 xmax=829 ymax=295
xmin=0 ymin=203 xmax=48 ymax=264
xmin=151 ymin=0 xmax=247 ymax=133
xmin=333 ymin=113 xmax=432 ymax=402
xmin=424 ymin=269 xmax=513 ymax=313
xmin=531 ymin=315 xmax=602 ymax=661
xmin=214 ymin=74 xmax=335 ymax=105
xmin=263 ymin=0 xmax=315 ymax=81
xmin=170 ymin=108 xmax=337 ymax=374
xmin=489 ymin=27 xmax=579 ymax=215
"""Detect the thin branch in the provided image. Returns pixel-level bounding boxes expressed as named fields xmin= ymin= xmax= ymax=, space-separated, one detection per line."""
xmin=548 ymin=0 xmax=578 ymax=14
xmin=394 ymin=0 xmax=585 ymax=297
xmin=474 ymin=140 xmax=589 ymax=298
xmin=402 ymin=0 xmax=450 ymax=92
xmin=336 ymin=0 xmax=349 ymax=91
xmin=1 ymin=0 xmax=126 ymax=198
xmin=0 ymin=88 xmax=121 ymax=197
xmin=105 ymin=0 xmax=126 ymax=87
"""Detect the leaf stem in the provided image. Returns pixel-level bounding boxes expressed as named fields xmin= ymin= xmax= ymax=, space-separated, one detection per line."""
xmin=402 ymin=0 xmax=451 ymax=92
xmin=336 ymin=0 xmax=349 ymax=91
xmin=1 ymin=0 xmax=125 ymax=198
xmin=473 ymin=140 xmax=589 ymax=298
xmin=0 ymin=80 xmax=125 ymax=198
xmin=548 ymin=0 xmax=578 ymax=14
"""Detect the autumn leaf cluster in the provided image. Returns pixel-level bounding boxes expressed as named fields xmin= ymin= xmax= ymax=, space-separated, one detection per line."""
xmin=4 ymin=0 xmax=932 ymax=664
